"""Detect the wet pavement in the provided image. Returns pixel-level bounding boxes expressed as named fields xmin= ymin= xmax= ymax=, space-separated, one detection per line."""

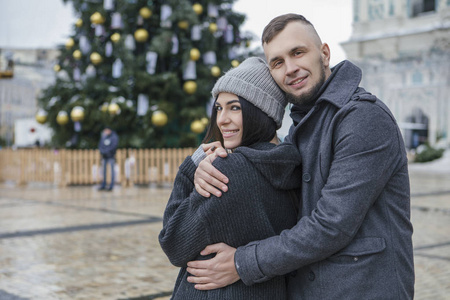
xmin=1 ymin=162 xmax=450 ymax=299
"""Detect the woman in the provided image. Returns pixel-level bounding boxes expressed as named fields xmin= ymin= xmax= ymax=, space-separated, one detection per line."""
xmin=159 ymin=57 xmax=302 ymax=299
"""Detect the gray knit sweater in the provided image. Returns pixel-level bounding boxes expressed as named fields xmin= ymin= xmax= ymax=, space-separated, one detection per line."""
xmin=159 ymin=142 xmax=302 ymax=299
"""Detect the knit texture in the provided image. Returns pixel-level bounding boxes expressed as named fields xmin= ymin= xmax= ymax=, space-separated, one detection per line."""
xmin=159 ymin=142 xmax=302 ymax=299
xmin=212 ymin=57 xmax=286 ymax=128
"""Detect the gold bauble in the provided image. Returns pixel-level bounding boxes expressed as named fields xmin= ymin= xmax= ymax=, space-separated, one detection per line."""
xmin=190 ymin=48 xmax=201 ymax=61
xmin=134 ymin=28 xmax=149 ymax=42
xmin=231 ymin=60 xmax=240 ymax=68
xmin=90 ymin=52 xmax=102 ymax=65
xmin=111 ymin=32 xmax=121 ymax=43
xmin=73 ymin=50 xmax=82 ymax=60
xmin=56 ymin=111 xmax=69 ymax=125
xmin=75 ymin=18 xmax=83 ymax=28
xmin=90 ymin=12 xmax=105 ymax=24
xmin=191 ymin=120 xmax=205 ymax=134
xmin=65 ymin=38 xmax=75 ymax=49
xmin=53 ymin=64 xmax=61 ymax=72
xmin=100 ymin=102 xmax=109 ymax=112
xmin=151 ymin=110 xmax=168 ymax=127
xmin=209 ymin=23 xmax=218 ymax=33
xmin=192 ymin=3 xmax=203 ymax=15
xmin=139 ymin=7 xmax=152 ymax=19
xmin=183 ymin=81 xmax=197 ymax=94
xmin=178 ymin=20 xmax=189 ymax=30
xmin=35 ymin=109 xmax=48 ymax=124
xmin=201 ymin=117 xmax=209 ymax=126
xmin=70 ymin=106 xmax=85 ymax=122
xmin=211 ymin=66 xmax=221 ymax=77
xmin=108 ymin=103 xmax=120 ymax=115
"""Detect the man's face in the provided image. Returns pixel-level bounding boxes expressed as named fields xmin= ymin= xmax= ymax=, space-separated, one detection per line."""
xmin=263 ymin=21 xmax=331 ymax=106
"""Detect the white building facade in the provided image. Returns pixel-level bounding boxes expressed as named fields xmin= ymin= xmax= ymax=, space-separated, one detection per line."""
xmin=342 ymin=0 xmax=450 ymax=148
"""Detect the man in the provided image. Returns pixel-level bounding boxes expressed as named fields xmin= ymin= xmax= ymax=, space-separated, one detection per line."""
xmin=187 ymin=14 xmax=414 ymax=299
xmin=98 ymin=127 xmax=119 ymax=191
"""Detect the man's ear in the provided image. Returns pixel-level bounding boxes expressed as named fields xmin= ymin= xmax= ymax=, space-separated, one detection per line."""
xmin=320 ymin=43 xmax=331 ymax=68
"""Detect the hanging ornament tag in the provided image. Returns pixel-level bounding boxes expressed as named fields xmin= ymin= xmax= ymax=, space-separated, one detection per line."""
xmin=137 ymin=94 xmax=149 ymax=116
xmin=203 ymin=51 xmax=217 ymax=65
xmin=104 ymin=0 xmax=114 ymax=10
xmin=160 ymin=5 xmax=172 ymax=28
xmin=95 ymin=25 xmax=105 ymax=37
xmin=207 ymin=4 xmax=219 ymax=17
xmin=183 ymin=61 xmax=197 ymax=80
xmin=228 ymin=47 xmax=237 ymax=60
xmin=74 ymin=121 xmax=82 ymax=132
xmin=217 ymin=17 xmax=228 ymax=31
xmin=125 ymin=34 xmax=136 ymax=50
xmin=146 ymin=51 xmax=158 ymax=74
xmin=79 ymin=36 xmax=91 ymax=54
xmin=111 ymin=12 xmax=123 ymax=29
xmin=105 ymin=42 xmax=113 ymax=57
xmin=171 ymin=35 xmax=179 ymax=54
xmin=73 ymin=67 xmax=81 ymax=81
xmin=225 ymin=25 xmax=234 ymax=43
xmin=86 ymin=64 xmax=97 ymax=77
xmin=112 ymin=58 xmax=123 ymax=78
xmin=191 ymin=25 xmax=202 ymax=41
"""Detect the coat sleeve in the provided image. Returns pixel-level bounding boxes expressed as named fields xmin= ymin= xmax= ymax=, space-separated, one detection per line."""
xmin=158 ymin=157 xmax=211 ymax=267
xmin=235 ymin=101 xmax=408 ymax=285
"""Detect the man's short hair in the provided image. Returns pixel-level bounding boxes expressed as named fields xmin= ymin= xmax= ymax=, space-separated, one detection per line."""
xmin=261 ymin=13 xmax=314 ymax=45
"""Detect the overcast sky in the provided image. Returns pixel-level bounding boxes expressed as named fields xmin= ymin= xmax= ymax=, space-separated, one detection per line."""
xmin=0 ymin=0 xmax=353 ymax=66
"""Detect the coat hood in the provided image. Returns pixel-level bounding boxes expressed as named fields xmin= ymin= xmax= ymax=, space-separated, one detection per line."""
xmin=233 ymin=142 xmax=302 ymax=190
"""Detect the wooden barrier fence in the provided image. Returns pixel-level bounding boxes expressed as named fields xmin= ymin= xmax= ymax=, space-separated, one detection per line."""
xmin=0 ymin=148 xmax=194 ymax=187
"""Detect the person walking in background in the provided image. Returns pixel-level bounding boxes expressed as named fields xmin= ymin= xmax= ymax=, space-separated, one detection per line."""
xmin=98 ymin=127 xmax=119 ymax=191
xmin=188 ymin=14 xmax=414 ymax=299
xmin=159 ymin=57 xmax=302 ymax=299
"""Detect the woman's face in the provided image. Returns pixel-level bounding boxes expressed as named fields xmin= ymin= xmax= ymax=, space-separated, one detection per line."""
xmin=215 ymin=92 xmax=243 ymax=149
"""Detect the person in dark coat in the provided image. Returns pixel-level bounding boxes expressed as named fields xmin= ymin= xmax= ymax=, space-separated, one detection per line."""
xmin=159 ymin=57 xmax=302 ymax=299
xmin=98 ymin=127 xmax=119 ymax=191
xmin=188 ymin=14 xmax=415 ymax=299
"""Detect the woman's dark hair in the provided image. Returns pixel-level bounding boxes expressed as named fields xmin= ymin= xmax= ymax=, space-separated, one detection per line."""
xmin=203 ymin=96 xmax=277 ymax=148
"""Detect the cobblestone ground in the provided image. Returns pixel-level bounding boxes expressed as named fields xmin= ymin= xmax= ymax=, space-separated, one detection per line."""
xmin=0 ymin=167 xmax=449 ymax=299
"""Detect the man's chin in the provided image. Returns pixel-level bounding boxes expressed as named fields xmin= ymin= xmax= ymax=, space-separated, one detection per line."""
xmin=286 ymin=92 xmax=315 ymax=106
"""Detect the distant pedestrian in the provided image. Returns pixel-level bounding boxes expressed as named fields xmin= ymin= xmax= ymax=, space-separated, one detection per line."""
xmin=98 ymin=127 xmax=119 ymax=191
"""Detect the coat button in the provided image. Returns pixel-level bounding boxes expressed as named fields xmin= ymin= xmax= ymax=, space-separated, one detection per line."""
xmin=353 ymin=257 xmax=359 ymax=262
xmin=302 ymin=173 xmax=311 ymax=182
xmin=308 ymin=271 xmax=315 ymax=281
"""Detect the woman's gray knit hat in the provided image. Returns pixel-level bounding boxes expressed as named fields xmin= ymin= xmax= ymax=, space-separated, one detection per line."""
xmin=211 ymin=57 xmax=286 ymax=129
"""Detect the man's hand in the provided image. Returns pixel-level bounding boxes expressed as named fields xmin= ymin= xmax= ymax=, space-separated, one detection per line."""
xmin=194 ymin=143 xmax=229 ymax=198
xmin=187 ymin=243 xmax=239 ymax=290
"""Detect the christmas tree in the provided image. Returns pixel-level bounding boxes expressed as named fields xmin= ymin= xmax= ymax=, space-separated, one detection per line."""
xmin=36 ymin=0 xmax=255 ymax=149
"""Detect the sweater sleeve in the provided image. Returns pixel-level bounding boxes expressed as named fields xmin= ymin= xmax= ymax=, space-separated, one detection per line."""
xmin=158 ymin=157 xmax=211 ymax=267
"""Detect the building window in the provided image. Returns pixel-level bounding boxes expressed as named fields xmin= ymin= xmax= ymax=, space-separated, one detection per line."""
xmin=412 ymin=71 xmax=423 ymax=85
xmin=368 ymin=0 xmax=385 ymax=20
xmin=353 ymin=0 xmax=360 ymax=22
xmin=411 ymin=0 xmax=436 ymax=17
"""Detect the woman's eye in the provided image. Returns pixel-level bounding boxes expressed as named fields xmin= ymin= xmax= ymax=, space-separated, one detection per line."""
xmin=231 ymin=105 xmax=241 ymax=111
xmin=215 ymin=106 xmax=222 ymax=111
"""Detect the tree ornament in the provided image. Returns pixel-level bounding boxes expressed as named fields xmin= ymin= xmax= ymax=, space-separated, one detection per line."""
xmin=207 ymin=4 xmax=219 ymax=17
xmin=101 ymin=103 xmax=109 ymax=112
xmin=146 ymin=51 xmax=158 ymax=74
xmin=183 ymin=61 xmax=197 ymax=80
xmin=125 ymin=34 xmax=136 ymax=50
xmin=137 ymin=94 xmax=149 ymax=116
xmin=95 ymin=25 xmax=105 ymax=36
xmin=191 ymin=120 xmax=205 ymax=133
xmin=209 ymin=23 xmax=218 ymax=33
xmin=201 ymin=117 xmax=209 ymax=126
xmin=90 ymin=52 xmax=102 ymax=65
xmin=73 ymin=50 xmax=82 ymax=60
xmin=104 ymin=0 xmax=114 ymax=10
xmin=111 ymin=12 xmax=123 ymax=29
xmin=105 ymin=41 xmax=113 ymax=57
xmin=108 ymin=103 xmax=120 ymax=115
xmin=183 ymin=81 xmax=197 ymax=94
xmin=134 ymin=28 xmax=149 ymax=42
xmin=73 ymin=67 xmax=81 ymax=81
xmin=171 ymin=35 xmax=179 ymax=54
xmin=191 ymin=25 xmax=202 ymax=41
xmin=53 ymin=64 xmax=61 ymax=72
xmin=90 ymin=12 xmax=105 ymax=24
xmin=70 ymin=106 xmax=85 ymax=122
xmin=192 ymin=3 xmax=203 ymax=15
xmin=112 ymin=58 xmax=123 ymax=78
xmin=178 ymin=20 xmax=189 ymax=30
xmin=85 ymin=64 xmax=96 ymax=78
xmin=79 ymin=35 xmax=91 ymax=54
xmin=65 ymin=38 xmax=75 ymax=49
xmin=152 ymin=110 xmax=168 ymax=127
xmin=190 ymin=48 xmax=201 ymax=61
xmin=225 ymin=25 xmax=234 ymax=43
xmin=203 ymin=51 xmax=217 ymax=65
xmin=160 ymin=5 xmax=172 ymax=28
xmin=35 ymin=109 xmax=48 ymax=124
xmin=111 ymin=32 xmax=121 ymax=43
xmin=56 ymin=111 xmax=69 ymax=125
xmin=75 ymin=18 xmax=83 ymax=28
xmin=139 ymin=7 xmax=152 ymax=19
xmin=231 ymin=60 xmax=240 ymax=68
xmin=211 ymin=66 xmax=221 ymax=77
